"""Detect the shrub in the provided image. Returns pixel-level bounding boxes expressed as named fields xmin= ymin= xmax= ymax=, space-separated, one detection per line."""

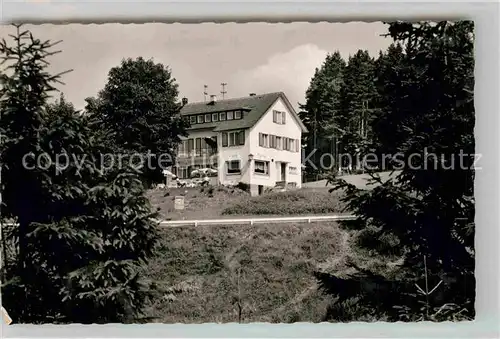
xmin=222 ymin=189 xmax=345 ymax=216
xmin=235 ymin=182 xmax=250 ymax=192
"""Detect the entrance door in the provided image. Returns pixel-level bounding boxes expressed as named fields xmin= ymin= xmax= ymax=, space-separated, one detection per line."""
xmin=280 ymin=162 xmax=286 ymax=182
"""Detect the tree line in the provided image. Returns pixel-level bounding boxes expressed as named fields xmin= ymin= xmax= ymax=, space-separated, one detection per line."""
xmin=308 ymin=21 xmax=475 ymax=321
xmin=0 ymin=25 xmax=186 ymax=323
xmin=300 ymin=37 xmax=406 ymax=177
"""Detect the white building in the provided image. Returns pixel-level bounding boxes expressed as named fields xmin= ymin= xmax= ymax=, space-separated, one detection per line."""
xmin=170 ymin=92 xmax=308 ymax=196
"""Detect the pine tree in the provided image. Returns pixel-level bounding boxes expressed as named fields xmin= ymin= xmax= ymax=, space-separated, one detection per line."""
xmin=317 ymin=21 xmax=475 ymax=322
xmin=299 ymin=51 xmax=346 ymax=176
xmin=1 ymin=25 xmax=159 ymax=324
xmin=338 ymin=50 xmax=378 ymax=169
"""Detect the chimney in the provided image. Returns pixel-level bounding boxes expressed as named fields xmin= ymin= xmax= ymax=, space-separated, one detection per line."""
xmin=249 ymin=93 xmax=256 ymax=96
xmin=208 ymin=94 xmax=217 ymax=105
xmin=182 ymin=97 xmax=188 ymax=106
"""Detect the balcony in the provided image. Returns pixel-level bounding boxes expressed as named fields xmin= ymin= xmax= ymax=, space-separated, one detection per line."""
xmin=175 ymin=150 xmax=218 ymax=167
xmin=177 ymin=149 xmax=218 ymax=158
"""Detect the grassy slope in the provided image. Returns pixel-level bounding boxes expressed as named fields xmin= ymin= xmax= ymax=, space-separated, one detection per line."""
xmin=147 ymin=187 xmax=347 ymax=221
xmin=143 ymin=222 xmax=351 ymax=323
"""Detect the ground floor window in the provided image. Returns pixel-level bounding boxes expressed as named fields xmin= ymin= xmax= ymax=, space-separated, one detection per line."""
xmin=226 ymin=160 xmax=241 ymax=174
xmin=254 ymin=160 xmax=270 ymax=175
xmin=173 ymin=167 xmax=189 ymax=179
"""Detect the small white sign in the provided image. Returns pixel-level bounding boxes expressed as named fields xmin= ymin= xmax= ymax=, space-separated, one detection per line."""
xmin=174 ymin=196 xmax=185 ymax=210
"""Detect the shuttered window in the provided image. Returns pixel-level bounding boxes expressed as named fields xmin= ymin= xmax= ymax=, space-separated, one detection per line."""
xmin=270 ymin=135 xmax=276 ymax=148
xmin=276 ymin=136 xmax=282 ymax=150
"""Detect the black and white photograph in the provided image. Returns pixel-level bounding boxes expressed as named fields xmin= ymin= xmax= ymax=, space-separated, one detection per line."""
xmin=0 ymin=20 xmax=475 ymax=325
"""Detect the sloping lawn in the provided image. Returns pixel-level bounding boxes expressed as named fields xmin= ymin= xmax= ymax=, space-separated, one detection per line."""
xmin=142 ymin=222 xmax=348 ymax=323
xmin=222 ymin=188 xmax=346 ymax=216
xmin=147 ymin=186 xmax=347 ymax=221
xmin=146 ymin=186 xmax=249 ymax=220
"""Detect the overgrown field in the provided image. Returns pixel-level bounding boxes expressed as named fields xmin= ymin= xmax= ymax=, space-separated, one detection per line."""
xmin=142 ymin=222 xmax=351 ymax=323
xmin=147 ymin=186 xmax=347 ymax=220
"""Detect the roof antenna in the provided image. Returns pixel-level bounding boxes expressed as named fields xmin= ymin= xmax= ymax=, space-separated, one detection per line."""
xmin=204 ymin=85 xmax=208 ymax=102
xmin=220 ymin=82 xmax=227 ymax=100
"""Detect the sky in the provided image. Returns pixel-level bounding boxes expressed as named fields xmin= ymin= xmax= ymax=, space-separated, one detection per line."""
xmin=0 ymin=22 xmax=392 ymax=111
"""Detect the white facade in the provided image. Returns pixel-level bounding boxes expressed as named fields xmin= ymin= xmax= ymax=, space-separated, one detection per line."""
xmin=247 ymin=97 xmax=303 ymax=191
xmin=171 ymin=93 xmax=305 ymax=195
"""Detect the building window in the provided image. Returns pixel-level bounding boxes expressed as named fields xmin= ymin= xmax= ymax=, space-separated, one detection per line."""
xmin=200 ymin=138 xmax=208 ymax=155
xmin=177 ymin=140 xmax=188 ymax=156
xmin=295 ymin=139 xmax=300 ymax=152
xmin=223 ymin=130 xmax=245 ymax=147
xmin=197 ymin=115 xmax=203 ymax=124
xmin=270 ymin=135 xmax=277 ymax=149
xmin=290 ymin=139 xmax=295 ymax=152
xmin=174 ymin=166 xmax=188 ymax=179
xmin=273 ymin=110 xmax=286 ymax=125
xmin=212 ymin=113 xmax=219 ymax=122
xmin=227 ymin=111 xmax=234 ymax=120
xmin=190 ymin=116 xmax=196 ymax=124
xmin=229 ymin=132 xmax=236 ymax=146
xmin=181 ymin=167 xmax=188 ymax=179
xmin=226 ymin=160 xmax=241 ymax=175
xmin=235 ymin=110 xmax=242 ymax=119
xmin=187 ymin=138 xmax=194 ymax=155
xmin=204 ymin=114 xmax=211 ymax=123
xmin=276 ymin=136 xmax=282 ymax=150
xmin=259 ymin=133 xmax=269 ymax=148
xmin=220 ymin=112 xmax=227 ymax=121
xmin=273 ymin=110 xmax=281 ymax=124
xmin=254 ymin=160 xmax=269 ymax=175
xmin=284 ymin=137 xmax=289 ymax=151
xmin=195 ymin=138 xmax=202 ymax=156
xmin=222 ymin=132 xmax=228 ymax=147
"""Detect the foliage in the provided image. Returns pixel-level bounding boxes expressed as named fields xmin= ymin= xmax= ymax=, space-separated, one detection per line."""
xmin=316 ymin=21 xmax=475 ymax=322
xmin=371 ymin=43 xmax=406 ymax=160
xmin=0 ymin=25 xmax=159 ymax=323
xmin=222 ymin=189 xmax=345 ymax=216
xmin=337 ymin=50 xmax=378 ymax=165
xmin=299 ymin=49 xmax=382 ymax=176
xmin=299 ymin=52 xmax=346 ymax=175
xmin=85 ymin=57 xmax=189 ymax=188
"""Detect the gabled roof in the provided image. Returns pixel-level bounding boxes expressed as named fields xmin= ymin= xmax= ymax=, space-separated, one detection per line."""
xmin=179 ymin=92 xmax=308 ymax=133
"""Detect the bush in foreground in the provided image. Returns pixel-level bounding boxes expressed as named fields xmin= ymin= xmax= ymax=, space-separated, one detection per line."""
xmin=0 ymin=25 xmax=159 ymax=324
